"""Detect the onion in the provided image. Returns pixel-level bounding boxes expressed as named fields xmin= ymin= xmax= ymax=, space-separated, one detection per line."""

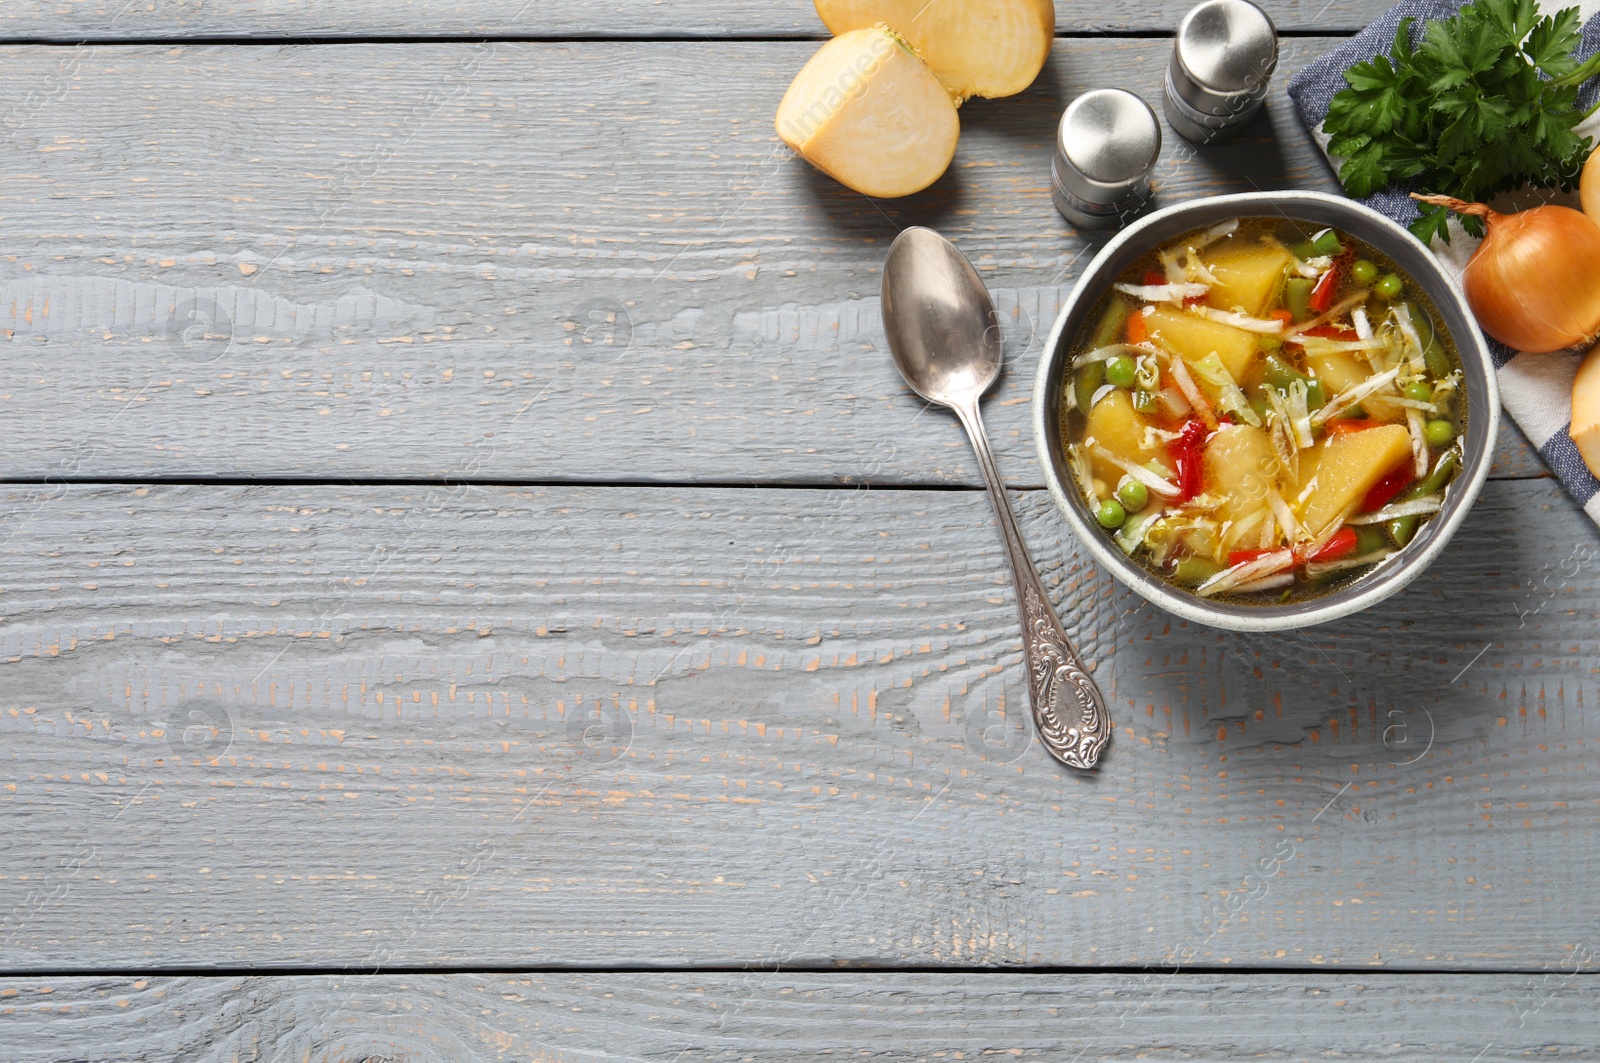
xmin=1411 ymin=194 xmax=1600 ymax=354
xmin=1584 ymin=144 xmax=1600 ymax=225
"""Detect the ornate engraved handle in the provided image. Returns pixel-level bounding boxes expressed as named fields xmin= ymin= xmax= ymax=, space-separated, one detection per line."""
xmin=954 ymin=402 xmax=1112 ymax=770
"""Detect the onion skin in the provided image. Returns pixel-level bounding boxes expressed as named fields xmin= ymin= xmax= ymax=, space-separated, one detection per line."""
xmin=1412 ymin=194 xmax=1600 ymax=354
xmin=1584 ymin=144 xmax=1600 ymax=225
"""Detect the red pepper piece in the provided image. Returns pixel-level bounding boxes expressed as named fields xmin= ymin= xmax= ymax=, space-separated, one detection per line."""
xmin=1308 ymin=526 xmax=1359 ymax=563
xmin=1142 ymin=269 xmax=1166 ymax=286
xmin=1307 ymin=250 xmax=1353 ymax=314
xmin=1168 ymin=418 xmax=1209 ymax=503
xmin=1298 ymin=324 xmax=1359 ymax=340
xmin=1326 ymin=419 xmax=1383 ymax=436
xmin=1362 ymin=463 xmax=1414 ymax=511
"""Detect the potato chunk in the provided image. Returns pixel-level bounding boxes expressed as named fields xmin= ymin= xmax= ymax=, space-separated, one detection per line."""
xmin=1202 ymin=424 xmax=1281 ymax=520
xmin=1204 ymin=241 xmax=1292 ymax=316
xmin=1085 ymin=389 xmax=1156 ymax=482
xmin=1145 ymin=305 xmax=1258 ymax=380
xmin=776 ymin=28 xmax=960 ymax=198
xmin=1298 ymin=424 xmax=1412 ymax=537
xmin=814 ymin=0 xmax=1055 ymax=100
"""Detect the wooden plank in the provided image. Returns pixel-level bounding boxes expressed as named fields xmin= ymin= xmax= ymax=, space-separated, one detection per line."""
xmin=2 ymin=972 xmax=1596 ymax=1061
xmin=1 ymin=478 xmax=1595 ymax=970
xmin=0 ymin=40 xmax=1548 ymax=487
xmin=0 ymin=1 xmax=1400 ymax=39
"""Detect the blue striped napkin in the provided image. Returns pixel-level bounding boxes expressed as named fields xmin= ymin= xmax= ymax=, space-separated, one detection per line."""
xmin=1288 ymin=0 xmax=1600 ymax=526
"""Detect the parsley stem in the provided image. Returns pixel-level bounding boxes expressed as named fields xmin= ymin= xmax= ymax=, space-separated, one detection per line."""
xmin=1553 ymin=51 xmax=1600 ymax=88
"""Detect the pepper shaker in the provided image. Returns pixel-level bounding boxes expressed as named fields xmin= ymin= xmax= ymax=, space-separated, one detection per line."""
xmin=1050 ymin=89 xmax=1162 ymax=231
xmin=1164 ymin=0 xmax=1279 ymax=145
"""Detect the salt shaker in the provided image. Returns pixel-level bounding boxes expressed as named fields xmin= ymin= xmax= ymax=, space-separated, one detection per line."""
xmin=1164 ymin=0 xmax=1279 ymax=145
xmin=1050 ymin=89 xmax=1162 ymax=231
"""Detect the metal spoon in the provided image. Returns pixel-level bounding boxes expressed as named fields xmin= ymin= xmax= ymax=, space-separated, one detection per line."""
xmin=880 ymin=226 xmax=1111 ymax=770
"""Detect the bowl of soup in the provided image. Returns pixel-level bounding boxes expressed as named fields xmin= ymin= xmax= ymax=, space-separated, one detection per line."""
xmin=1033 ymin=191 xmax=1498 ymax=631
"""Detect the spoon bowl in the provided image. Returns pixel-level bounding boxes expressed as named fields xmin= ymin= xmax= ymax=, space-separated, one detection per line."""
xmin=882 ymin=227 xmax=1003 ymax=407
xmin=881 ymin=226 xmax=1112 ymax=771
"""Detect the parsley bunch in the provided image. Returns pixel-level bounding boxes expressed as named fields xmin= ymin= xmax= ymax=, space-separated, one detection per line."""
xmin=1324 ymin=0 xmax=1600 ymax=243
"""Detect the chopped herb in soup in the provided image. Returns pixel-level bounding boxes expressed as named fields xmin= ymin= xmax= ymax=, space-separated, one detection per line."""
xmin=1059 ymin=217 xmax=1465 ymax=603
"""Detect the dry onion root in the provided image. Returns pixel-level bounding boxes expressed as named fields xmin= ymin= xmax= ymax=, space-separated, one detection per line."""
xmin=1412 ymin=193 xmax=1600 ymax=354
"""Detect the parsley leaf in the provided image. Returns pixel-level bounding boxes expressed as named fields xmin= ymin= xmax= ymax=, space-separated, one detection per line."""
xmin=1323 ymin=0 xmax=1600 ymax=243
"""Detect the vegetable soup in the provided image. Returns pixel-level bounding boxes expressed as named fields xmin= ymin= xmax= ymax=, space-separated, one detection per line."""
xmin=1058 ymin=217 xmax=1466 ymax=603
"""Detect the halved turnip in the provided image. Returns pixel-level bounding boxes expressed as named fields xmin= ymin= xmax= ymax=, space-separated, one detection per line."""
xmin=775 ymin=27 xmax=960 ymax=198
xmin=813 ymin=0 xmax=1055 ymax=101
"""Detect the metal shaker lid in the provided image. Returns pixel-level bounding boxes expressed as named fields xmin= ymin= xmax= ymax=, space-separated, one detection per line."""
xmin=1053 ymin=89 xmax=1162 ymax=210
xmin=1170 ymin=0 xmax=1278 ymax=112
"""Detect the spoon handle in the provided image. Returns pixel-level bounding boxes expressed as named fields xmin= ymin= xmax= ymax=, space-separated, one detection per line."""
xmin=954 ymin=401 xmax=1112 ymax=770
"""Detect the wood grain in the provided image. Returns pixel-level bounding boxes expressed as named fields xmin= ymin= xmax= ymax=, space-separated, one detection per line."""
xmin=2 ymin=479 xmax=1596 ymax=970
xmin=3 ymin=971 xmax=1597 ymax=1061
xmin=0 ymin=39 xmax=1550 ymax=487
xmin=0 ymin=0 xmax=1401 ymax=39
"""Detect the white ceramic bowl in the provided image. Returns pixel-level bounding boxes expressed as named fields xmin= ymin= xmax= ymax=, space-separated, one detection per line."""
xmin=1032 ymin=191 xmax=1499 ymax=631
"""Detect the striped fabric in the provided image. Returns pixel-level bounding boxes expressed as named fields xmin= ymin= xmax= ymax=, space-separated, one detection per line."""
xmin=1288 ymin=0 xmax=1600 ymax=525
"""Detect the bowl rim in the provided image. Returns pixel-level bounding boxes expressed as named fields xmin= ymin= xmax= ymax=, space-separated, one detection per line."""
xmin=1031 ymin=190 xmax=1501 ymax=632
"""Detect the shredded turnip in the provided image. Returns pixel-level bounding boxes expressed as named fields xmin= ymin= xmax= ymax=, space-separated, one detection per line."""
xmin=1220 ymin=507 xmax=1269 ymax=554
xmin=1072 ymin=343 xmax=1148 ymax=368
xmin=1141 ymin=425 xmax=1184 ymax=449
xmin=1267 ymin=489 xmax=1301 ymax=545
xmin=1115 ymin=509 xmax=1162 ymax=555
xmin=1311 ymin=366 xmax=1401 ymax=425
xmin=1392 ymin=303 xmax=1426 ymax=373
xmin=1192 ymin=353 xmax=1261 ymax=427
xmin=1289 ymin=291 xmax=1370 ymax=337
xmin=1114 ymin=281 xmax=1210 ymax=304
xmin=1405 ymin=407 xmax=1429 ymax=477
xmin=1158 ymin=385 xmax=1191 ymax=419
xmin=1134 ymin=353 xmax=1161 ymax=391
xmin=1293 ymin=255 xmax=1333 ymax=278
xmin=1091 ymin=384 xmax=1116 ymax=409
xmin=1166 ymin=354 xmax=1216 ymax=428
xmin=1306 ymin=548 xmax=1394 ymax=577
xmin=1159 ymin=249 xmax=1186 ymax=284
xmin=1352 ymin=306 xmax=1373 ymax=340
xmin=1195 ymin=548 xmax=1296 ymax=597
xmin=1188 ymin=306 xmax=1288 ymax=334
xmin=1195 ymin=218 xmax=1240 ymax=249
xmin=1089 ymin=447 xmax=1182 ymax=497
xmin=1347 ymin=496 xmax=1442 ymax=524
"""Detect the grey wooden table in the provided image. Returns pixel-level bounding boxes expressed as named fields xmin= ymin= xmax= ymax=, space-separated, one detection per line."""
xmin=0 ymin=2 xmax=1596 ymax=1060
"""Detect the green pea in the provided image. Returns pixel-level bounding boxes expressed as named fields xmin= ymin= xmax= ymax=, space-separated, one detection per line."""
xmin=1173 ymin=556 xmax=1224 ymax=586
xmin=1424 ymin=419 xmax=1455 ymax=447
xmin=1096 ymin=499 xmax=1127 ymax=529
xmin=1132 ymin=389 xmax=1160 ymax=415
xmin=1313 ymin=229 xmax=1344 ymax=256
xmin=1375 ymin=273 xmax=1403 ymax=299
xmin=1351 ymin=259 xmax=1378 ymax=285
xmin=1260 ymin=333 xmax=1283 ymax=353
xmin=1117 ymin=480 xmax=1149 ymax=512
xmin=1404 ymin=381 xmax=1433 ymax=403
xmin=1106 ymin=355 xmax=1137 ymax=389
xmin=1354 ymin=526 xmax=1386 ymax=555
xmin=1075 ymin=360 xmax=1106 ymax=413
